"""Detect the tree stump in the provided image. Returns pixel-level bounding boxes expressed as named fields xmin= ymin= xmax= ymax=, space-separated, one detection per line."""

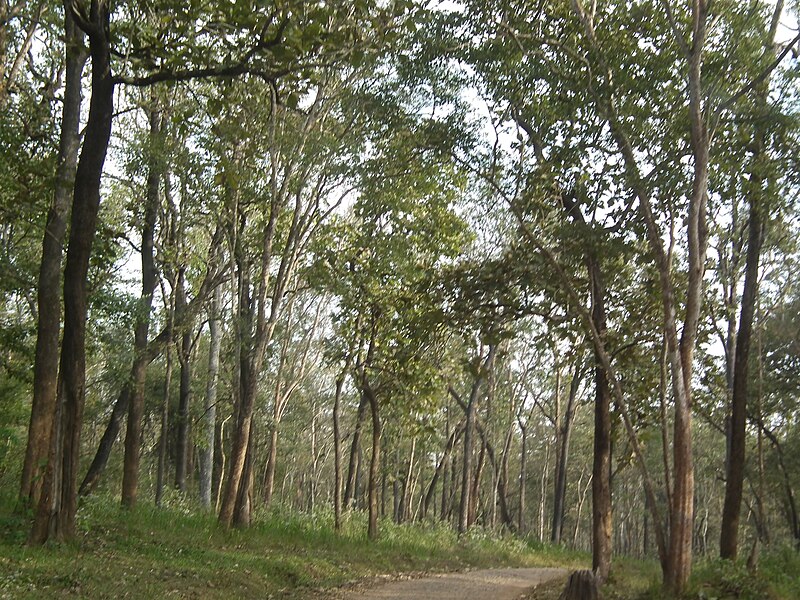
xmin=559 ymin=569 xmax=601 ymax=600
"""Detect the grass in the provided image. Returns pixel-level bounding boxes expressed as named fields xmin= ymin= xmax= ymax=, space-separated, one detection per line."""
xmin=525 ymin=549 xmax=800 ymax=600
xmin=0 ymin=492 xmax=587 ymax=599
xmin=5 ymin=490 xmax=797 ymax=600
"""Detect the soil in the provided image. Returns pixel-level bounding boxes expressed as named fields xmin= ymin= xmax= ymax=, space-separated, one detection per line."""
xmin=334 ymin=567 xmax=569 ymax=600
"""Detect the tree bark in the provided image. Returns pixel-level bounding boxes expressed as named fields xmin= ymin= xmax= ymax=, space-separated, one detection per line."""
xmin=551 ymin=361 xmax=580 ymax=544
xmin=720 ymin=2 xmax=778 ymax=558
xmin=79 ymin=260 xmax=220 ymax=497
xmin=344 ymin=394 xmax=368 ymax=509
xmin=121 ymin=104 xmax=161 ymax=509
xmin=568 ymin=0 xmax=711 ymax=590
xmin=455 ymin=344 xmax=496 ymax=535
xmin=20 ymin=4 xmax=86 ymax=509
xmin=423 ymin=421 xmax=464 ymax=518
xmin=519 ymin=421 xmax=528 ymax=535
xmin=588 ymin=255 xmax=613 ymax=582
xmin=199 ymin=285 xmax=222 ymax=509
xmin=365 ymin=378 xmax=381 ymax=540
xmin=174 ymin=269 xmax=193 ymax=493
xmin=78 ymin=384 xmax=129 ymax=497
xmin=30 ymin=0 xmax=113 ymax=543
xmin=333 ymin=368 xmax=346 ymax=530
xmin=155 ymin=278 xmax=176 ymax=507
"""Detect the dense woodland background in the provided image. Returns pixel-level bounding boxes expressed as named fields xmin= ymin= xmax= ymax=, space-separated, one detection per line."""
xmin=1 ymin=0 xmax=799 ymax=595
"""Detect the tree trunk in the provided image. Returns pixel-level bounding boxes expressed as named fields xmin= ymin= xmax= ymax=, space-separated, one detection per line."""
xmin=333 ymin=368 xmax=346 ymax=530
xmin=719 ymin=186 xmax=764 ymax=559
xmin=344 ymin=394 xmax=368 ymax=509
xmin=455 ymin=345 xmax=495 ymax=535
xmin=174 ymin=270 xmax=193 ymax=493
xmin=402 ymin=437 xmax=416 ymax=522
xmin=552 ymin=362 xmax=580 ymax=544
xmin=262 ymin=426 xmax=280 ymax=506
xmin=423 ymin=421 xmax=464 ymax=518
xmin=121 ymin=104 xmax=161 ymax=509
xmin=559 ymin=570 xmax=600 ymax=600
xmin=155 ymin=287 xmax=176 ymax=507
xmin=30 ymin=0 xmax=114 ymax=543
xmin=78 ymin=384 xmax=129 ymax=497
xmin=199 ymin=285 xmax=222 ymax=509
xmin=519 ymin=423 xmax=528 ymax=535
xmin=470 ymin=434 xmax=486 ymax=526
xmin=219 ymin=348 xmax=258 ymax=527
xmin=79 ymin=264 xmax=218 ymax=498
xmin=364 ymin=379 xmax=381 ymax=540
xmin=720 ymin=5 xmax=777 ymax=557
xmin=589 ymin=255 xmax=613 ymax=582
xmin=20 ymin=5 xmax=86 ymax=509
xmin=233 ymin=422 xmax=255 ymax=527
xmin=440 ymin=408 xmax=452 ymax=521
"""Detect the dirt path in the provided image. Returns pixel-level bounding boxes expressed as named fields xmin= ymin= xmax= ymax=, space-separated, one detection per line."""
xmin=343 ymin=567 xmax=568 ymax=600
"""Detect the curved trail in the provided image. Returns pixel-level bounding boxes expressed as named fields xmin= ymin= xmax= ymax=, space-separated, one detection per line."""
xmin=344 ymin=567 xmax=568 ymax=600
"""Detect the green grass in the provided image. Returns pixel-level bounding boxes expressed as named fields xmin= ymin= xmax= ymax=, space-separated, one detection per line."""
xmin=593 ymin=549 xmax=800 ymax=600
xmin=0 ymin=493 xmax=583 ymax=599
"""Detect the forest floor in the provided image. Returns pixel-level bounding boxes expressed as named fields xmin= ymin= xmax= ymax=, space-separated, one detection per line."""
xmin=0 ymin=493 xmax=585 ymax=599
xmin=2 ymin=492 xmax=799 ymax=599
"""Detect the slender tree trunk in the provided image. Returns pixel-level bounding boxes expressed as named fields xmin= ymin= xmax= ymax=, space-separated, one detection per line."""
xmin=219 ymin=352 xmax=258 ymax=527
xmin=365 ymin=380 xmax=381 ymax=540
xmin=30 ymin=0 xmax=113 ymax=543
xmin=21 ymin=5 xmax=86 ymax=508
xmin=469 ymin=435 xmax=486 ymax=526
xmin=459 ymin=393 xmax=476 ymax=534
xmin=233 ymin=424 xmax=255 ymax=527
xmin=121 ymin=104 xmax=161 ymax=509
xmin=719 ymin=189 xmax=764 ymax=559
xmin=720 ymin=2 xmax=778 ymax=556
xmin=402 ymin=438 xmax=416 ymax=522
xmin=333 ymin=367 xmax=347 ymax=530
xmin=440 ymin=407 xmax=451 ymax=521
xmin=519 ymin=423 xmax=528 ymax=535
xmin=262 ymin=427 xmax=280 ymax=505
xmin=552 ymin=362 xmax=580 ymax=544
xmin=155 ymin=287 xmax=176 ymax=507
xmin=79 ymin=267 xmax=218 ymax=497
xmin=456 ymin=345 xmax=495 ymax=534
xmin=424 ymin=422 xmax=464 ymax=517
xmin=589 ymin=255 xmax=613 ymax=582
xmin=199 ymin=286 xmax=222 ymax=509
xmin=78 ymin=384 xmax=129 ymax=497
xmin=344 ymin=394 xmax=368 ymax=509
xmin=174 ymin=270 xmax=193 ymax=493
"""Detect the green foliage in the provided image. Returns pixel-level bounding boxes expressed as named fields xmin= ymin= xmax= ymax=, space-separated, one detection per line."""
xmin=684 ymin=558 xmax=775 ymax=600
xmin=0 ymin=492 xmax=556 ymax=598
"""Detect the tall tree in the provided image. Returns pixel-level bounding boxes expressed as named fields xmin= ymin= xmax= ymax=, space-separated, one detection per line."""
xmin=20 ymin=1 xmax=86 ymax=508
xmin=719 ymin=0 xmax=794 ymax=560
xmin=120 ymin=101 xmax=162 ymax=509
xmin=30 ymin=0 xmax=114 ymax=543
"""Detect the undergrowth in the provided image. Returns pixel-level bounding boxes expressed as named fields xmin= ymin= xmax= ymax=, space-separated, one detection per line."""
xmin=599 ymin=548 xmax=800 ymax=600
xmin=0 ymin=491 xmax=582 ymax=599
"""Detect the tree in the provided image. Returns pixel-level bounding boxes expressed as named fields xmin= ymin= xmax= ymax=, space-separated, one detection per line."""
xmin=719 ymin=0 xmax=798 ymax=559
xmin=29 ymin=0 xmax=399 ymax=542
xmin=30 ymin=0 xmax=115 ymax=542
xmin=20 ymin=1 xmax=86 ymax=509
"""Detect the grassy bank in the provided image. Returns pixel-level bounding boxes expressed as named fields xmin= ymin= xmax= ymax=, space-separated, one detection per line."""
xmin=527 ymin=550 xmax=800 ymax=600
xmin=0 ymin=493 xmax=586 ymax=599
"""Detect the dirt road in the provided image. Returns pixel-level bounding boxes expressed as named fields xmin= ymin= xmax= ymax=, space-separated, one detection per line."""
xmin=343 ymin=567 xmax=568 ymax=600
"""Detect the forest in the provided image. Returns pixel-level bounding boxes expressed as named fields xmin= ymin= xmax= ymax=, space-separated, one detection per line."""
xmin=1 ymin=0 xmax=799 ymax=597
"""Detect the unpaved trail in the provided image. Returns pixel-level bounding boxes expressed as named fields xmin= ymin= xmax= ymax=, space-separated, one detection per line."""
xmin=343 ymin=567 xmax=568 ymax=599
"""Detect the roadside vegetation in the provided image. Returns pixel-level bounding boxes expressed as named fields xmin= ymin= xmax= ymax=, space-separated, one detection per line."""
xmin=0 ymin=491 xmax=584 ymax=599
